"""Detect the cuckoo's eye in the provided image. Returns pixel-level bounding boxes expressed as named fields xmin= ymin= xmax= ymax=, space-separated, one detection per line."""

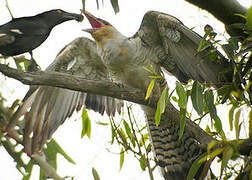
xmin=57 ymin=10 xmax=62 ymax=14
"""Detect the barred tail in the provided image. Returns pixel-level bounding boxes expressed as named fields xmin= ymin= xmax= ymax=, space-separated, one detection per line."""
xmin=142 ymin=105 xmax=202 ymax=180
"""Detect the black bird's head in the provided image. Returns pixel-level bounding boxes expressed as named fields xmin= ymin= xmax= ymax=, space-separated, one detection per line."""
xmin=38 ymin=9 xmax=83 ymax=27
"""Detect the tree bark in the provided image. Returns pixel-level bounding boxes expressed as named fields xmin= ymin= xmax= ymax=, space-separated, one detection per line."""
xmin=0 ymin=64 xmax=214 ymax=147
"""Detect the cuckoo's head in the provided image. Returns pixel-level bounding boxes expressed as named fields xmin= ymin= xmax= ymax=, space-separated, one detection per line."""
xmin=82 ymin=11 xmax=118 ymax=42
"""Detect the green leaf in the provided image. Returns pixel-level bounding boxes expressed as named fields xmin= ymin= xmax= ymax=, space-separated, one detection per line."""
xmin=191 ymin=81 xmax=204 ymax=115
xmin=143 ymin=66 xmax=153 ymax=74
xmin=81 ymin=108 xmax=91 ymax=139
xmin=110 ymin=0 xmax=119 ymax=14
xmin=13 ymin=56 xmax=30 ymax=71
xmin=246 ymin=6 xmax=252 ymax=30
xmin=82 ymin=0 xmax=86 ymax=10
xmin=96 ymin=121 xmax=109 ymax=126
xmin=139 ymin=133 xmax=149 ymax=147
xmin=92 ymin=167 xmax=101 ymax=180
xmin=24 ymin=61 xmax=30 ymax=71
xmin=40 ymin=139 xmax=61 ymax=179
xmin=228 ymin=106 xmax=236 ymax=131
xmin=44 ymin=141 xmax=58 ymax=169
xmin=205 ymin=125 xmax=211 ymax=134
xmin=221 ymin=147 xmax=233 ymax=177
xmin=155 ymin=87 xmax=169 ymax=126
xmin=110 ymin=119 xmax=115 ymax=145
xmin=123 ymin=120 xmax=131 ymax=138
xmin=49 ymin=139 xmax=76 ymax=165
xmin=207 ymin=141 xmax=217 ymax=153
xmin=171 ymin=96 xmax=178 ymax=102
xmin=187 ymin=153 xmax=207 ymax=180
xmin=119 ymin=128 xmax=128 ymax=145
xmin=119 ymin=148 xmax=124 ymax=171
xmin=139 ymin=155 xmax=146 ymax=170
xmin=145 ymin=79 xmax=155 ymax=100
xmin=123 ymin=120 xmax=135 ymax=147
xmin=204 ymin=90 xmax=217 ymax=121
xmin=234 ymin=109 xmax=241 ymax=140
xmin=14 ymin=60 xmax=24 ymax=71
xmin=146 ymin=144 xmax=152 ymax=153
xmin=160 ymin=87 xmax=169 ymax=113
xmin=199 ymin=158 xmax=214 ymax=180
xmin=199 ymin=147 xmax=224 ymax=164
xmin=176 ymin=82 xmax=187 ymax=109
xmin=155 ymin=101 xmax=161 ymax=126
xmin=179 ymin=108 xmax=186 ymax=141
xmin=213 ymin=116 xmax=224 ymax=138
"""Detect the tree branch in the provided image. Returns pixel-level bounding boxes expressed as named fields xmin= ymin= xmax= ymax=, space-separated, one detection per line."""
xmin=184 ymin=0 xmax=248 ymax=37
xmin=0 ymin=64 xmax=214 ymax=146
xmin=0 ymin=64 xmax=140 ymax=102
xmin=1 ymin=64 xmax=252 ymax=155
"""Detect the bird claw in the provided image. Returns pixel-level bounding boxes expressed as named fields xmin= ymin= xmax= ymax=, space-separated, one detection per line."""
xmin=27 ymin=59 xmax=41 ymax=72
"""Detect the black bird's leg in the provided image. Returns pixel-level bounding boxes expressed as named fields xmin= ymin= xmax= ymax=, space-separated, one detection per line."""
xmin=27 ymin=51 xmax=40 ymax=72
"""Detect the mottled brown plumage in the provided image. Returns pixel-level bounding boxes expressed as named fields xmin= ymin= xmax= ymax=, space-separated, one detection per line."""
xmin=83 ymin=10 xmax=231 ymax=179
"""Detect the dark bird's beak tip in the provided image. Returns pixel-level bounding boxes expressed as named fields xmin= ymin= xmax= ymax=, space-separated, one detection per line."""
xmin=76 ymin=14 xmax=84 ymax=22
xmin=62 ymin=12 xmax=84 ymax=22
xmin=70 ymin=13 xmax=83 ymax=22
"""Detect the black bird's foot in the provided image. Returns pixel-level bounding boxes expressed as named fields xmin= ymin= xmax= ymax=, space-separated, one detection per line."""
xmin=27 ymin=59 xmax=40 ymax=72
xmin=27 ymin=52 xmax=40 ymax=72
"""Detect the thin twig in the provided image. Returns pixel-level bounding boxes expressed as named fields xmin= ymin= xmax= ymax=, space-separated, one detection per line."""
xmin=5 ymin=0 xmax=14 ymax=19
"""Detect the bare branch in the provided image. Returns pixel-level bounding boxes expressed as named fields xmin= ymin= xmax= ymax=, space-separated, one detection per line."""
xmin=5 ymin=0 xmax=14 ymax=19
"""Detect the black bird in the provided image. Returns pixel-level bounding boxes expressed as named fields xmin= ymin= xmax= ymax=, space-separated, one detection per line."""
xmin=0 ymin=9 xmax=83 ymax=70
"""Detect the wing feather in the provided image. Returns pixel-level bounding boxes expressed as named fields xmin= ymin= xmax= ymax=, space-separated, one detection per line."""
xmin=8 ymin=37 xmax=122 ymax=152
xmin=137 ymin=11 xmax=232 ymax=85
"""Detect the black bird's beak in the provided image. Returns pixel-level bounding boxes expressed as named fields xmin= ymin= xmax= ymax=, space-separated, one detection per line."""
xmin=62 ymin=11 xmax=84 ymax=22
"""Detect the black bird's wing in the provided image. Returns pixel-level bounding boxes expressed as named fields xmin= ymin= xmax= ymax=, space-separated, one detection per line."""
xmin=0 ymin=30 xmax=16 ymax=46
xmin=8 ymin=37 xmax=122 ymax=152
xmin=136 ymin=11 xmax=232 ymax=85
xmin=0 ymin=19 xmax=50 ymax=56
xmin=0 ymin=9 xmax=83 ymax=56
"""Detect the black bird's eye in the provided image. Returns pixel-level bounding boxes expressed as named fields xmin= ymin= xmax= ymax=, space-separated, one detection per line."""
xmin=57 ymin=10 xmax=62 ymax=14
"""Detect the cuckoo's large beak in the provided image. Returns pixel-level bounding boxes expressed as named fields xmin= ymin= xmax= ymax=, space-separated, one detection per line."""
xmin=81 ymin=10 xmax=105 ymax=33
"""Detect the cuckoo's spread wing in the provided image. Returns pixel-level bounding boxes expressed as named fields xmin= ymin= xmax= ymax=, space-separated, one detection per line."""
xmin=8 ymin=37 xmax=122 ymax=152
xmin=137 ymin=11 xmax=232 ymax=85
